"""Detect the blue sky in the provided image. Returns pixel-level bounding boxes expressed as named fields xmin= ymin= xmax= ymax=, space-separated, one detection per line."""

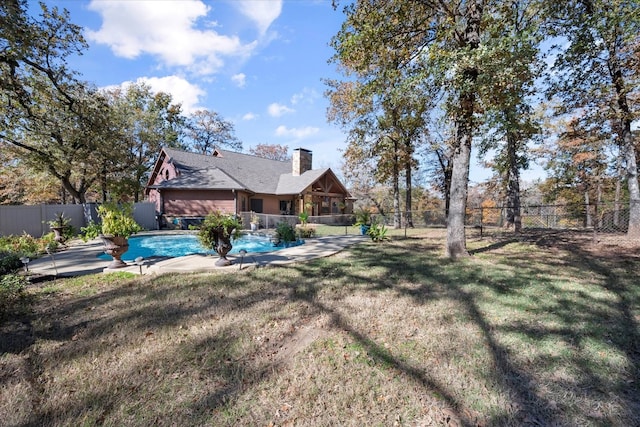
xmin=37 ymin=0 xmax=348 ymax=170
xmin=36 ymin=0 xmax=512 ymax=183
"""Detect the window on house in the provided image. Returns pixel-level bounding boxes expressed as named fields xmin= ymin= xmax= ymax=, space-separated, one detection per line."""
xmin=250 ymin=199 xmax=263 ymax=213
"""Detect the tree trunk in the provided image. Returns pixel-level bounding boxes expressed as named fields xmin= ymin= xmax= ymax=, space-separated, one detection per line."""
xmin=436 ymin=148 xmax=452 ymax=217
xmin=446 ymin=115 xmax=473 ymax=259
xmin=405 ymin=162 xmax=414 ymax=228
xmin=505 ymin=130 xmax=521 ymax=233
xmin=596 ymin=180 xmax=603 ymax=229
xmin=622 ymin=132 xmax=640 ymax=237
xmin=584 ymin=188 xmax=591 ymax=228
xmin=609 ymin=46 xmax=640 ymax=237
xmin=614 ymin=155 xmax=621 ymax=227
xmin=445 ymin=0 xmax=482 ymax=259
xmin=392 ymin=140 xmax=401 ymax=229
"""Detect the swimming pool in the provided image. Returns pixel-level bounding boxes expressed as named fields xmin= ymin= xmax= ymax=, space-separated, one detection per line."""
xmin=97 ymin=233 xmax=302 ymax=261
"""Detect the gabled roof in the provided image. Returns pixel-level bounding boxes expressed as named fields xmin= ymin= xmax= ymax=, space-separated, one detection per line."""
xmin=151 ymin=167 xmax=245 ymax=191
xmin=275 ymin=168 xmax=328 ymax=194
xmin=147 ymin=147 xmax=348 ymax=196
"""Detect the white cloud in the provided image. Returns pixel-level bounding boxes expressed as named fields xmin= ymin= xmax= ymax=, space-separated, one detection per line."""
xmin=231 ymin=73 xmax=246 ymax=88
xmin=243 ymin=112 xmax=258 ymax=120
xmin=275 ymin=125 xmax=319 ymax=139
xmin=291 ymin=88 xmax=319 ymax=105
xmin=86 ymin=0 xmax=256 ymax=75
xmin=108 ymin=76 xmax=205 ymax=114
xmin=268 ymin=103 xmax=295 ymax=117
xmin=234 ymin=0 xmax=283 ymax=34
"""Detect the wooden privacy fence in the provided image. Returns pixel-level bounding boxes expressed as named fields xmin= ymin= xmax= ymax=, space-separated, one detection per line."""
xmin=0 ymin=203 xmax=158 ymax=237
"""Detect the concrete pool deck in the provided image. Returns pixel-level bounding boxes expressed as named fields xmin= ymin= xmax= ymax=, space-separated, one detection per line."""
xmin=26 ymin=234 xmax=367 ymax=277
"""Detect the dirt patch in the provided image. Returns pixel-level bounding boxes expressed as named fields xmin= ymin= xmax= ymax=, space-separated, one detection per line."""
xmin=269 ymin=322 xmax=328 ymax=367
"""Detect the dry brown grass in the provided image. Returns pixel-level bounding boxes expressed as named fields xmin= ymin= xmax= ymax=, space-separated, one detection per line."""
xmin=1 ymin=228 xmax=639 ymax=426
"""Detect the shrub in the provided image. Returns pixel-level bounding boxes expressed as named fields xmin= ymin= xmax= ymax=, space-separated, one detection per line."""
xmin=0 ymin=233 xmax=39 ymax=257
xmin=274 ymin=221 xmax=296 ymax=244
xmin=0 ymin=274 xmax=30 ymax=321
xmin=297 ymin=226 xmax=316 ymax=239
xmin=354 ymin=208 xmax=372 ymax=226
xmin=81 ymin=220 xmax=102 ymax=241
xmin=298 ymin=211 xmax=309 ymax=226
xmin=367 ymin=222 xmax=388 ymax=242
xmin=39 ymin=233 xmax=60 ymax=252
xmin=0 ymin=251 xmax=22 ymax=275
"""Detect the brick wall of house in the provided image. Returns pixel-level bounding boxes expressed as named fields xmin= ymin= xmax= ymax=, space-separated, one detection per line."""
xmin=162 ymin=190 xmax=235 ymax=217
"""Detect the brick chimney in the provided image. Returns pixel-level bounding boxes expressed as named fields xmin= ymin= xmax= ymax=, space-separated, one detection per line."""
xmin=292 ymin=148 xmax=312 ymax=176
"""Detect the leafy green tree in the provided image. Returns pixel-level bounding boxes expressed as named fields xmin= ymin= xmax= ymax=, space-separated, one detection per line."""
xmin=330 ymin=0 xmax=490 ymax=257
xmin=477 ymin=1 xmax=545 ymax=232
xmin=185 ymin=109 xmax=241 ymax=155
xmin=0 ymin=1 xmax=116 ymax=211
xmin=327 ymin=22 xmax=432 ymax=230
xmin=540 ymin=116 xmax=611 ymax=225
xmin=0 ymin=153 xmax=61 ymax=204
xmin=103 ymin=82 xmax=185 ymax=202
xmin=544 ymin=0 xmax=640 ymax=237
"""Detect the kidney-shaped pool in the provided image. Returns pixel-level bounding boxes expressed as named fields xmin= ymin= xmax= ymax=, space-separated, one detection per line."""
xmin=97 ymin=233 xmax=302 ymax=261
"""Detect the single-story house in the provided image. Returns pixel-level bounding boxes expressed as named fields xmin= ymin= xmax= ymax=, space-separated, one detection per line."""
xmin=145 ymin=147 xmax=353 ymax=224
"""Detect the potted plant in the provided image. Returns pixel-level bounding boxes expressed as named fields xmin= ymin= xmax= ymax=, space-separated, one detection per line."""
xmin=298 ymin=210 xmax=309 ymax=226
xmin=354 ymin=208 xmax=372 ymax=235
xmin=48 ymin=212 xmax=72 ymax=244
xmin=197 ymin=211 xmax=242 ymax=266
xmin=96 ymin=202 xmax=142 ymax=269
xmin=250 ymin=212 xmax=260 ymax=231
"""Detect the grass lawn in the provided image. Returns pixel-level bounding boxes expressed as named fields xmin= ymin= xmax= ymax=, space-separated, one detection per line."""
xmin=1 ymin=228 xmax=639 ymax=426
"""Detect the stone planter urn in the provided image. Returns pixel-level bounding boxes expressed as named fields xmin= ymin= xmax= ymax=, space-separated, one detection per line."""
xmin=100 ymin=235 xmax=129 ymax=269
xmin=197 ymin=211 xmax=241 ymax=268
xmin=213 ymin=233 xmax=233 ymax=267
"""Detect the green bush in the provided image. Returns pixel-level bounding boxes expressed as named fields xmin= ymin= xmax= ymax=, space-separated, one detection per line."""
xmin=40 ymin=232 xmax=60 ymax=252
xmin=0 ymin=251 xmax=22 ymax=275
xmin=0 ymin=274 xmax=30 ymax=321
xmin=297 ymin=226 xmax=316 ymax=239
xmin=274 ymin=221 xmax=296 ymax=245
xmin=81 ymin=220 xmax=103 ymax=241
xmin=353 ymin=208 xmax=372 ymax=226
xmin=0 ymin=233 xmax=41 ymax=258
xmin=298 ymin=211 xmax=309 ymax=226
xmin=367 ymin=222 xmax=388 ymax=242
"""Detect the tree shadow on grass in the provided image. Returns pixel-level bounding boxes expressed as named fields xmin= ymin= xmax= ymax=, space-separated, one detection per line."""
xmin=286 ymin=234 xmax=639 ymax=425
xmin=460 ymin=230 xmax=640 ymax=424
xmin=274 ymin=239 xmax=545 ymax=426
xmin=7 ymin=231 xmax=639 ymax=425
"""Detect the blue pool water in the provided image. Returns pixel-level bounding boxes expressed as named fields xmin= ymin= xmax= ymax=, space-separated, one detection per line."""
xmin=97 ymin=233 xmax=302 ymax=261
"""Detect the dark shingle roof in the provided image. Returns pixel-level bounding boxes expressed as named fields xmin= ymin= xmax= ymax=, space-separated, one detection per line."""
xmin=275 ymin=169 xmax=328 ymax=194
xmin=152 ymin=167 xmax=245 ymax=190
xmin=154 ymin=147 xmax=326 ymax=195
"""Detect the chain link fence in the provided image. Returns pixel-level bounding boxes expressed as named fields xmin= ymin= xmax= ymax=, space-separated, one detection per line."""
xmin=358 ymin=202 xmax=632 ymax=234
xmin=465 ymin=203 xmax=630 ymax=233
